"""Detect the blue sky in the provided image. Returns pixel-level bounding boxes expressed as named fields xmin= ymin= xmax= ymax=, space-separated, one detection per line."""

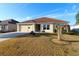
xmin=0 ymin=3 xmax=79 ymax=25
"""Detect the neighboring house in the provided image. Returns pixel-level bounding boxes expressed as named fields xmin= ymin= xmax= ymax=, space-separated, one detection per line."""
xmin=0 ymin=19 xmax=19 ymax=32
xmin=17 ymin=17 xmax=69 ymax=33
xmin=70 ymin=25 xmax=79 ymax=32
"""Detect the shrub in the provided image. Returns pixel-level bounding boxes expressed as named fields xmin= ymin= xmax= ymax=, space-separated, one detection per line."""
xmin=65 ymin=30 xmax=79 ymax=35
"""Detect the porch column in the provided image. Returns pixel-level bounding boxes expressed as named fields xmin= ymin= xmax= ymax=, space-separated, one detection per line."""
xmin=40 ymin=24 xmax=43 ymax=32
xmin=32 ymin=24 xmax=35 ymax=32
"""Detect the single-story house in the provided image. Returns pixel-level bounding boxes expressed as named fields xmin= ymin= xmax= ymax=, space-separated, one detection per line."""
xmin=0 ymin=19 xmax=19 ymax=32
xmin=17 ymin=17 xmax=69 ymax=33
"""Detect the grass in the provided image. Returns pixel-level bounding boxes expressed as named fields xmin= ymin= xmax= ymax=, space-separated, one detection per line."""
xmin=0 ymin=33 xmax=79 ymax=56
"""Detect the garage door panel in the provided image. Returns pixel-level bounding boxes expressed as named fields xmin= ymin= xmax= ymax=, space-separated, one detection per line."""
xmin=20 ymin=25 xmax=27 ymax=32
xmin=20 ymin=25 xmax=33 ymax=32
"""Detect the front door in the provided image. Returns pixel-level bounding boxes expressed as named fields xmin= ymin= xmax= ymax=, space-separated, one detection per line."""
xmin=35 ymin=24 xmax=40 ymax=32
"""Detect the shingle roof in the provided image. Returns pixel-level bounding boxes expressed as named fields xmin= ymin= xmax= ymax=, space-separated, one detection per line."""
xmin=22 ymin=17 xmax=68 ymax=24
xmin=0 ymin=19 xmax=19 ymax=25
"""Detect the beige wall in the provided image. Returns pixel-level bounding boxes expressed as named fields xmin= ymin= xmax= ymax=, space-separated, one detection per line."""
xmin=40 ymin=24 xmax=54 ymax=33
xmin=17 ymin=23 xmax=54 ymax=33
xmin=17 ymin=23 xmax=68 ymax=33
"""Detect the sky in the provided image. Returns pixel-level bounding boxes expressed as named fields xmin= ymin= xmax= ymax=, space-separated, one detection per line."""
xmin=0 ymin=3 xmax=79 ymax=25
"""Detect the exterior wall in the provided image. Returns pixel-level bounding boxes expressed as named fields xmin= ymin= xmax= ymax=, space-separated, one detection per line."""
xmin=17 ymin=24 xmax=35 ymax=32
xmin=8 ymin=24 xmax=17 ymax=31
xmin=40 ymin=24 xmax=54 ymax=33
xmin=17 ymin=23 xmax=68 ymax=33
xmin=0 ymin=25 xmax=2 ymax=31
xmin=18 ymin=23 xmax=54 ymax=33
xmin=4 ymin=25 xmax=8 ymax=31
xmin=0 ymin=25 xmax=8 ymax=31
xmin=49 ymin=24 xmax=54 ymax=33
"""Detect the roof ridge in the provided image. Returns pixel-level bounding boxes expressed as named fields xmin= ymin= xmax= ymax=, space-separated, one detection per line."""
xmin=22 ymin=17 xmax=68 ymax=24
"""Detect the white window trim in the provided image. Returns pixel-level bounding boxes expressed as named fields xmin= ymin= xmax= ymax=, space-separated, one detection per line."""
xmin=43 ymin=24 xmax=50 ymax=30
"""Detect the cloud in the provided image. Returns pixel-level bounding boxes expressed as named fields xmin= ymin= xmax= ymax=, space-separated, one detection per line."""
xmin=26 ymin=16 xmax=31 ymax=20
xmin=13 ymin=16 xmax=32 ymax=22
xmin=72 ymin=5 xmax=77 ymax=10
xmin=44 ymin=12 xmax=76 ymax=18
xmin=14 ymin=9 xmax=61 ymax=21
xmin=43 ymin=7 xmax=77 ymax=18
xmin=64 ymin=9 xmax=68 ymax=14
xmin=71 ymin=5 xmax=79 ymax=12
xmin=31 ymin=8 xmax=61 ymax=18
xmin=40 ymin=9 xmax=70 ymax=17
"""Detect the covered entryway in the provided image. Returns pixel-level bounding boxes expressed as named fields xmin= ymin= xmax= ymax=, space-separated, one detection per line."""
xmin=35 ymin=24 xmax=41 ymax=32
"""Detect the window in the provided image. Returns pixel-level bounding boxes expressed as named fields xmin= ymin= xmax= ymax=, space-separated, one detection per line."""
xmin=47 ymin=25 xmax=49 ymax=30
xmin=43 ymin=24 xmax=50 ymax=30
xmin=2 ymin=25 xmax=6 ymax=29
xmin=43 ymin=24 xmax=47 ymax=30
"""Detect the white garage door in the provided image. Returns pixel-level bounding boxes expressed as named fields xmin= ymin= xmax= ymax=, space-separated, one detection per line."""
xmin=20 ymin=25 xmax=33 ymax=32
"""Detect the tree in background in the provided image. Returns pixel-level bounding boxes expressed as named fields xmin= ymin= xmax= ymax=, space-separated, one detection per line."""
xmin=76 ymin=12 xmax=79 ymax=24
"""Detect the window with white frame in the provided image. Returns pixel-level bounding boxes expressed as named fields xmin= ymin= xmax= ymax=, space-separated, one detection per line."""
xmin=1 ymin=25 xmax=8 ymax=30
xmin=43 ymin=24 xmax=50 ymax=30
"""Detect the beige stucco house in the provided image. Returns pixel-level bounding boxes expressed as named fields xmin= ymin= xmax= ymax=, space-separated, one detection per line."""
xmin=17 ymin=17 xmax=69 ymax=33
xmin=0 ymin=19 xmax=19 ymax=32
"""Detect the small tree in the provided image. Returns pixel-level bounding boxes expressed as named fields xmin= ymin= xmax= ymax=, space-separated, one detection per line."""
xmin=57 ymin=26 xmax=62 ymax=40
xmin=52 ymin=25 xmax=69 ymax=44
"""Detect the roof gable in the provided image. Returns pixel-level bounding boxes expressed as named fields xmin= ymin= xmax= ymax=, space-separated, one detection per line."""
xmin=0 ymin=19 xmax=19 ymax=24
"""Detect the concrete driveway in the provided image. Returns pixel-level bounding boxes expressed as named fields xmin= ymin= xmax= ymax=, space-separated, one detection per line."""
xmin=0 ymin=32 xmax=27 ymax=41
